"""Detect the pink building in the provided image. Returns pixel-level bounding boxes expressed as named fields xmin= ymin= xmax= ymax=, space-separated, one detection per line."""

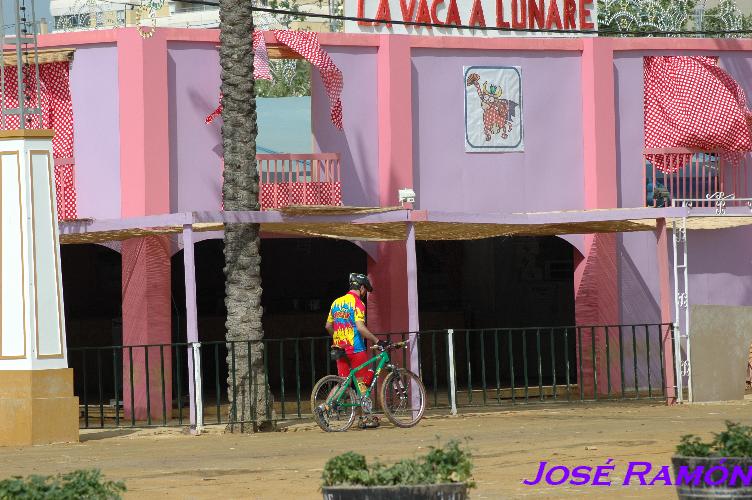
xmin=42 ymin=28 xmax=752 ymax=424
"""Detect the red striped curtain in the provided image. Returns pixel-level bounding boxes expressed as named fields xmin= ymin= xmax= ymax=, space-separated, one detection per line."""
xmin=1 ymin=61 xmax=76 ymax=220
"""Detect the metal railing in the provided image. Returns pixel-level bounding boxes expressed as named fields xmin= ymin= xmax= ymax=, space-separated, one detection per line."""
xmin=386 ymin=325 xmax=673 ymax=412
xmin=219 ymin=153 xmax=343 ymax=210
xmin=644 ymin=148 xmax=751 ymax=208
xmin=257 ymin=153 xmax=342 ymax=209
xmin=69 ymin=323 xmax=674 ymax=429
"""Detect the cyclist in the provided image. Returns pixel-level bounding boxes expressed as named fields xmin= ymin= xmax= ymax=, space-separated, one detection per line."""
xmin=325 ymin=273 xmax=388 ymax=428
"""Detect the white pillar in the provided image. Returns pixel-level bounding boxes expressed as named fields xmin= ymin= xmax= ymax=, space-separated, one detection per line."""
xmin=0 ymin=130 xmax=78 ymax=445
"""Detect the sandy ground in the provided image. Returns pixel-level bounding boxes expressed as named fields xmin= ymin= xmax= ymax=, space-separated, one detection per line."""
xmin=2 ymin=400 xmax=752 ymax=499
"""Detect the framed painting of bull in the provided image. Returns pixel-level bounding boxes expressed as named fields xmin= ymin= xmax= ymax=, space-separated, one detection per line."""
xmin=464 ymin=66 xmax=523 ymax=152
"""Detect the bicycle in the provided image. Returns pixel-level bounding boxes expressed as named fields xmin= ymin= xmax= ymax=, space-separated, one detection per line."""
xmin=310 ymin=340 xmax=427 ymax=432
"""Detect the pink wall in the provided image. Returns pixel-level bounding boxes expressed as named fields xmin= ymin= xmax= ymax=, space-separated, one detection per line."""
xmin=69 ymin=45 xmax=121 ymax=219
xmin=43 ymin=30 xmax=752 ymax=338
xmin=411 ymin=49 xmax=584 ymax=213
xmin=312 ymin=46 xmax=380 ymax=207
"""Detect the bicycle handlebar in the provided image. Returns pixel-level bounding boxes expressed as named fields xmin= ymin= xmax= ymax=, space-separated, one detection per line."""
xmin=331 ymin=341 xmax=408 ymax=352
xmin=369 ymin=341 xmax=408 ymax=351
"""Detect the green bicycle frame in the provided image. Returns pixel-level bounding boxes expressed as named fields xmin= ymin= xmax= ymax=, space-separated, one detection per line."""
xmin=328 ymin=350 xmax=392 ymax=408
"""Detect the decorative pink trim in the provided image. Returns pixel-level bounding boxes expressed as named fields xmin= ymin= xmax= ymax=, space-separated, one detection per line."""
xmin=409 ymin=210 xmax=428 ymax=221
xmin=160 ymin=28 xmax=219 ymax=42
xmin=408 ymin=36 xmax=583 ymax=50
xmin=37 ymin=30 xmax=118 ymax=47
xmin=378 ymin=34 xmax=413 ymax=207
xmin=258 ymin=153 xmax=340 ymax=160
xmin=35 ymin=28 xmax=752 ymax=53
xmin=654 ymin=218 xmax=677 ymax=404
xmin=581 ymin=37 xmax=617 ymax=209
xmin=307 ymin=32 xmax=381 ymax=47
xmin=117 ymin=29 xmax=170 ymax=217
xmin=610 ymin=37 xmax=752 ymax=52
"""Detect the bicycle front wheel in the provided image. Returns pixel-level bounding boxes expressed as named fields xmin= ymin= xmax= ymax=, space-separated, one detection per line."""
xmin=380 ymin=369 xmax=426 ymax=428
xmin=310 ymin=375 xmax=357 ymax=432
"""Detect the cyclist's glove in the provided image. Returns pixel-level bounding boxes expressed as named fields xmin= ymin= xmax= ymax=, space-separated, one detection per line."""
xmin=377 ymin=339 xmax=392 ymax=349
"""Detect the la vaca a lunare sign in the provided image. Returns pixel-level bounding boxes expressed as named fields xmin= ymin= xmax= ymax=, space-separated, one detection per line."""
xmin=344 ymin=0 xmax=598 ymax=36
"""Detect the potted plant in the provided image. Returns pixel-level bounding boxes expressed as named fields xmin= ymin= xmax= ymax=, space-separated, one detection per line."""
xmin=321 ymin=440 xmax=474 ymax=500
xmin=673 ymin=421 xmax=752 ymax=499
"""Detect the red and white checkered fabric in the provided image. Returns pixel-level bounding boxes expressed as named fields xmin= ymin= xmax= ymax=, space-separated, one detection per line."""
xmin=257 ymin=181 xmax=341 ymax=209
xmin=273 ymin=30 xmax=343 ymax=130
xmin=205 ymin=33 xmax=274 ymax=125
xmin=252 ymin=31 xmax=272 ymax=81
xmin=0 ymin=62 xmax=76 ymax=219
xmin=331 ymin=181 xmax=342 ymax=205
xmin=54 ymin=163 xmax=76 ymax=220
xmin=320 ymin=181 xmax=343 ymax=206
xmin=258 ymin=182 xmax=290 ymax=209
xmin=206 ymin=30 xmax=344 ymax=130
xmin=645 ymin=56 xmax=752 ymax=173
xmin=274 ymin=183 xmax=290 ymax=207
xmin=290 ymin=182 xmax=305 ymax=205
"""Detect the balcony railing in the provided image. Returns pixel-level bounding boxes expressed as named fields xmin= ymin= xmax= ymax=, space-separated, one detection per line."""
xmin=221 ymin=154 xmax=342 ymax=211
xmin=258 ymin=153 xmax=342 ymax=210
xmin=644 ymin=148 xmax=752 ymax=208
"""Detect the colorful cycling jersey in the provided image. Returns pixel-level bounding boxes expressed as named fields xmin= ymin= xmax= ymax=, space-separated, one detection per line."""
xmin=327 ymin=291 xmax=366 ymax=354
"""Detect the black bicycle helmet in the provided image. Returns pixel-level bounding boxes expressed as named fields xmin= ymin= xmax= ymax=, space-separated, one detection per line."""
xmin=349 ymin=272 xmax=373 ymax=292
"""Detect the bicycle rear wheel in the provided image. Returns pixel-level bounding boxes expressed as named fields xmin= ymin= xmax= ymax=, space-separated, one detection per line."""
xmin=380 ymin=369 xmax=426 ymax=428
xmin=310 ymin=375 xmax=357 ymax=432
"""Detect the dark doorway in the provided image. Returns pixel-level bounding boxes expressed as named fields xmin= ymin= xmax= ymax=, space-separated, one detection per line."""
xmin=171 ymin=237 xmax=368 ymax=342
xmin=417 ymin=236 xmax=575 ymax=329
xmin=416 ymin=236 xmax=577 ymax=393
xmin=61 ymin=243 xmax=122 ymax=348
xmin=61 ymin=243 xmax=123 ymax=407
xmin=170 ymin=237 xmax=368 ymax=402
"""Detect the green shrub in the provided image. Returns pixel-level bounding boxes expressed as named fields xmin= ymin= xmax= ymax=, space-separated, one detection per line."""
xmin=677 ymin=421 xmax=752 ymax=457
xmin=0 ymin=469 xmax=125 ymax=499
xmin=321 ymin=452 xmax=372 ymax=486
xmin=322 ymin=440 xmax=475 ymax=488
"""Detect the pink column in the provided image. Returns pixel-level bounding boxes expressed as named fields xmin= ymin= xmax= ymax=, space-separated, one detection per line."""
xmin=368 ymin=243 xmax=409 ymax=337
xmin=367 ymin=35 xmax=414 ymax=338
xmin=117 ymin=29 xmax=172 ymax=421
xmin=576 ymin=38 xmax=621 ymax=398
xmin=118 ymin=29 xmax=170 ymax=217
xmin=655 ymin=218 xmax=677 ymax=404
xmin=122 ymin=236 xmax=172 ymax=421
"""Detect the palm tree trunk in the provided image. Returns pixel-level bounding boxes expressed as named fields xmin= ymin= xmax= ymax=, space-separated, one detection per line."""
xmin=219 ymin=0 xmax=273 ymax=432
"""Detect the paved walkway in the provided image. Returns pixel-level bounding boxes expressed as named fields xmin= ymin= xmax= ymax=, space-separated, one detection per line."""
xmin=2 ymin=400 xmax=752 ymax=499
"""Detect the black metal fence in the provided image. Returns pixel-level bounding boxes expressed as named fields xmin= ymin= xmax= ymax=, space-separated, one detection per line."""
xmin=69 ymin=323 xmax=674 ymax=429
xmin=405 ymin=325 xmax=674 ymax=411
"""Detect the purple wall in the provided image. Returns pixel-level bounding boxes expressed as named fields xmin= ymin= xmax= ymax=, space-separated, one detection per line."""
xmin=70 ymin=45 xmax=121 ymax=219
xmin=411 ymin=50 xmax=584 ymax=214
xmin=687 ymin=228 xmax=752 ymax=306
xmin=614 ymin=55 xmax=645 ymax=209
xmin=168 ymin=42 xmax=222 ymax=213
xmin=312 ymin=46 xmax=379 ymax=207
xmin=614 ymin=55 xmax=660 ymax=325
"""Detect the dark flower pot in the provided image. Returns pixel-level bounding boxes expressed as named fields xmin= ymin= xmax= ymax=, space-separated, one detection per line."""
xmin=672 ymin=455 xmax=752 ymax=499
xmin=322 ymin=482 xmax=468 ymax=500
